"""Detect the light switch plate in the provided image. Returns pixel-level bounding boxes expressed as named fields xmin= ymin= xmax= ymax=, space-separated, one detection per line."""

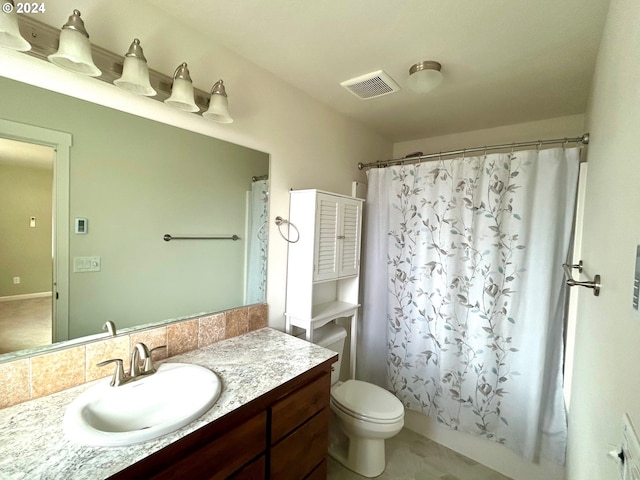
xmin=73 ymin=256 xmax=101 ymax=273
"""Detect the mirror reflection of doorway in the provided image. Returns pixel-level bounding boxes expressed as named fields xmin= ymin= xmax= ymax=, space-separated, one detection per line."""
xmin=0 ymin=138 xmax=54 ymax=354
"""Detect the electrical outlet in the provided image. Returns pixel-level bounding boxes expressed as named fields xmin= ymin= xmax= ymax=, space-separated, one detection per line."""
xmin=12 ymin=277 xmax=20 ymax=284
xmin=621 ymin=414 xmax=640 ymax=480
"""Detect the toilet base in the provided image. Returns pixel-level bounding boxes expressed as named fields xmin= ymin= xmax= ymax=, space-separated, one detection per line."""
xmin=328 ymin=430 xmax=386 ymax=478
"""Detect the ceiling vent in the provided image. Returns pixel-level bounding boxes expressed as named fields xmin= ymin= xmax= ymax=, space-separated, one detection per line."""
xmin=340 ymin=70 xmax=400 ymax=100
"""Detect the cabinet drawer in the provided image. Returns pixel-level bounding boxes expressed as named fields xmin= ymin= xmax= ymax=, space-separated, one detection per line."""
xmin=305 ymin=458 xmax=327 ymax=480
xmin=270 ymin=408 xmax=330 ymax=480
xmin=271 ymin=373 xmax=330 ymax=444
xmin=228 ymin=455 xmax=265 ymax=479
xmin=150 ymin=411 xmax=267 ymax=480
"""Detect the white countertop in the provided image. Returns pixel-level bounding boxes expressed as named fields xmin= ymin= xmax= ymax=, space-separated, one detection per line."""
xmin=0 ymin=328 xmax=336 ymax=480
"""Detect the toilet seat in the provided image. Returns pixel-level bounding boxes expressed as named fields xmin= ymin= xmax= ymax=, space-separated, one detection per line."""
xmin=331 ymin=380 xmax=404 ymax=424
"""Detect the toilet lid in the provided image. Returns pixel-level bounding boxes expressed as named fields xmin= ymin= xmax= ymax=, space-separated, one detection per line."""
xmin=331 ymin=380 xmax=404 ymax=422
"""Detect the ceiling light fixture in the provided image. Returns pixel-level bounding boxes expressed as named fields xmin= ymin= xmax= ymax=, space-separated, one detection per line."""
xmin=48 ymin=10 xmax=101 ymax=77
xmin=203 ymin=80 xmax=233 ymax=123
xmin=407 ymin=61 xmax=443 ymax=94
xmin=113 ymin=38 xmax=156 ymax=97
xmin=0 ymin=0 xmax=31 ymax=51
xmin=164 ymin=62 xmax=199 ymax=112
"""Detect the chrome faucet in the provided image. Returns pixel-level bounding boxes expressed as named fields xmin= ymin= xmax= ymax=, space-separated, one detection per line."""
xmin=130 ymin=342 xmax=151 ymax=378
xmin=97 ymin=343 xmax=167 ymax=387
xmin=102 ymin=320 xmax=117 ymax=336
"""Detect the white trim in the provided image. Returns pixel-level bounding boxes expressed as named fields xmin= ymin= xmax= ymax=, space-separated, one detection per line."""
xmin=0 ymin=292 xmax=52 ymax=302
xmin=563 ymin=163 xmax=588 ymax=411
xmin=0 ymin=118 xmax=71 ymax=342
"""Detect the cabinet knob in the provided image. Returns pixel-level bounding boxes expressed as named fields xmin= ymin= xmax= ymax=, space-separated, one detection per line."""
xmin=336 ymin=235 xmax=346 ymax=239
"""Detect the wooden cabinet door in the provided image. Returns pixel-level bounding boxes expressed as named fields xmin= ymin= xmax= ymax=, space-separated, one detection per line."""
xmin=271 ymin=373 xmax=330 ymax=444
xmin=149 ymin=412 xmax=267 ymax=480
xmin=270 ymin=408 xmax=330 ymax=480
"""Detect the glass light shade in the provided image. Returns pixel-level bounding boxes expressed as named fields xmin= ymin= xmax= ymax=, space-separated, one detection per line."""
xmin=48 ymin=28 xmax=101 ymax=76
xmin=164 ymin=63 xmax=199 ymax=112
xmin=0 ymin=4 xmax=31 ymax=51
xmin=407 ymin=61 xmax=443 ymax=93
xmin=203 ymin=93 xmax=233 ymax=123
xmin=203 ymin=79 xmax=233 ymax=123
xmin=164 ymin=77 xmax=199 ymax=112
xmin=114 ymin=40 xmax=156 ymax=96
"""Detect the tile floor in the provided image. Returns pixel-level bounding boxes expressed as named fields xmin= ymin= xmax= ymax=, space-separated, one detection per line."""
xmin=327 ymin=428 xmax=512 ymax=480
xmin=0 ymin=297 xmax=51 ymax=354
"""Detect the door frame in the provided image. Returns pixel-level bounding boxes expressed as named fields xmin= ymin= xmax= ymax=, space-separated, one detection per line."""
xmin=0 ymin=118 xmax=71 ymax=343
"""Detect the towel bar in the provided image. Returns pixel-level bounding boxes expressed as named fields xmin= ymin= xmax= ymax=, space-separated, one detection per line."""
xmin=163 ymin=234 xmax=240 ymax=241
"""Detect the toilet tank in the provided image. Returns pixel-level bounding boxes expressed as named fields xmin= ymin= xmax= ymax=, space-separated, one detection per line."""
xmin=303 ymin=323 xmax=347 ymax=386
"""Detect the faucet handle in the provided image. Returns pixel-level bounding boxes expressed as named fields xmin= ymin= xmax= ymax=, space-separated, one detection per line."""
xmin=96 ymin=358 xmax=126 ymax=387
xmin=144 ymin=345 xmax=167 ymax=373
xmin=149 ymin=345 xmax=167 ymax=356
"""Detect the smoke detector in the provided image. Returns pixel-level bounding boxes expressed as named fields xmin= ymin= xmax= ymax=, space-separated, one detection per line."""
xmin=340 ymin=70 xmax=400 ymax=100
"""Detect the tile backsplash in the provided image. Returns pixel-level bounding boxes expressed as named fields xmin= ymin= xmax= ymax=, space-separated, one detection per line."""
xmin=0 ymin=303 xmax=268 ymax=409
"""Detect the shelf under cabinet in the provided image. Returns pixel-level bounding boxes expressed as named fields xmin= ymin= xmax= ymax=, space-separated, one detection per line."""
xmin=285 ymin=300 xmax=359 ymax=379
xmin=286 ymin=300 xmax=359 ymax=329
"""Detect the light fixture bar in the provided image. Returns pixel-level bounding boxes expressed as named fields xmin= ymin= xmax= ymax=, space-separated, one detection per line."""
xmin=16 ymin=15 xmax=211 ymax=111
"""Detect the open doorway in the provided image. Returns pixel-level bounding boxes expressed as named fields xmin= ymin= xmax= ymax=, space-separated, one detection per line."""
xmin=0 ymin=119 xmax=71 ymax=355
xmin=0 ymin=138 xmax=54 ymax=353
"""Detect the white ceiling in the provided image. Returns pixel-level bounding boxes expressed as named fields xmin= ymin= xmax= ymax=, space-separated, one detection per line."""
xmin=146 ymin=0 xmax=610 ymax=142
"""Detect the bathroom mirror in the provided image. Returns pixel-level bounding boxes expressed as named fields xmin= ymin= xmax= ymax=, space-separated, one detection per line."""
xmin=0 ymin=76 xmax=269 ymax=359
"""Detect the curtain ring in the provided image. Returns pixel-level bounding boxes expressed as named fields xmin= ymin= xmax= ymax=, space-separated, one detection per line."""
xmin=563 ymin=138 xmax=569 ymax=150
xmin=462 ymin=148 xmax=466 ymax=160
xmin=510 ymin=143 xmax=515 ymax=155
xmin=274 ymin=216 xmax=300 ymax=243
xmin=536 ymin=140 xmax=542 ymax=151
xmin=483 ymin=146 xmax=488 ymax=159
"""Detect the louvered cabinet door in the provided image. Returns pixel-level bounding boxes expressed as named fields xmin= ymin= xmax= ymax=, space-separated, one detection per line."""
xmin=313 ymin=196 xmax=339 ymax=282
xmin=337 ymin=200 xmax=361 ymax=278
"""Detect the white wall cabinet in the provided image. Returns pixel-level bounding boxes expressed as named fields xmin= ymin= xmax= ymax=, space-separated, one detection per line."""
xmin=285 ymin=190 xmax=363 ymax=378
xmin=314 ymin=192 xmax=361 ymax=282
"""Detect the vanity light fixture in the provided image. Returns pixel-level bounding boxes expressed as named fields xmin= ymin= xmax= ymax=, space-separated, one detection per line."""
xmin=113 ymin=38 xmax=156 ymax=97
xmin=203 ymin=79 xmax=233 ymax=124
xmin=407 ymin=61 xmax=443 ymax=94
xmin=164 ymin=62 xmax=200 ymax=112
xmin=0 ymin=0 xmax=31 ymax=51
xmin=13 ymin=15 xmax=235 ymax=122
xmin=47 ymin=9 xmax=101 ymax=77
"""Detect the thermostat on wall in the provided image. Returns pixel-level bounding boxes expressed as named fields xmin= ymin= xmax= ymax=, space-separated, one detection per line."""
xmin=75 ymin=217 xmax=88 ymax=234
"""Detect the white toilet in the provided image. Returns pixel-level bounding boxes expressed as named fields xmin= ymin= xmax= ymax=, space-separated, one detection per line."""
xmin=309 ymin=323 xmax=404 ymax=478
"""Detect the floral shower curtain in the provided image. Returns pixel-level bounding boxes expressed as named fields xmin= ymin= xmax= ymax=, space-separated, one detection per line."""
xmin=246 ymin=179 xmax=268 ymax=304
xmin=359 ymin=147 xmax=580 ymax=463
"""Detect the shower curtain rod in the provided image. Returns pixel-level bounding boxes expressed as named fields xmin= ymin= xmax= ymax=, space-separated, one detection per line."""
xmin=357 ymin=133 xmax=590 ymax=170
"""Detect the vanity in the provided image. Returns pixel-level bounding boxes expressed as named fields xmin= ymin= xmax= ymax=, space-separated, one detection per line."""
xmin=0 ymin=328 xmax=337 ymax=479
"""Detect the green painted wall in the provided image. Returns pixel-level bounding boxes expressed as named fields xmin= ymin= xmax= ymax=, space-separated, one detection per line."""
xmin=0 ymin=163 xmax=52 ymax=297
xmin=0 ymin=77 xmax=268 ymax=339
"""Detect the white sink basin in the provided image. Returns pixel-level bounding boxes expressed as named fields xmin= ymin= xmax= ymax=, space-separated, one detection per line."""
xmin=63 ymin=363 xmax=221 ymax=446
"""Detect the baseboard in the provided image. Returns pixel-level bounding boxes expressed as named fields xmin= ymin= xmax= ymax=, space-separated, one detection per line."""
xmin=0 ymin=291 xmax=52 ymax=302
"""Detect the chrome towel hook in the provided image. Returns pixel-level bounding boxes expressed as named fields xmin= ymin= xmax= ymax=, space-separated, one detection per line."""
xmin=562 ymin=260 xmax=601 ymax=296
